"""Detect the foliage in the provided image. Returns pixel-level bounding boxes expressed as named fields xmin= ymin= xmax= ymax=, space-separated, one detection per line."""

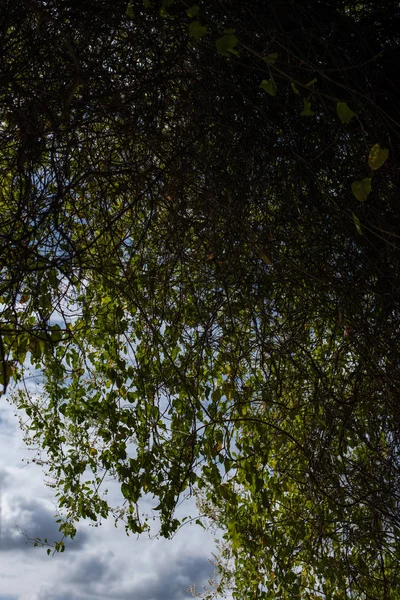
xmin=1 ymin=0 xmax=400 ymax=597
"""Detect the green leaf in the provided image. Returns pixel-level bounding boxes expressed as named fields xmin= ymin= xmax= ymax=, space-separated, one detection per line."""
xmin=50 ymin=324 xmax=63 ymax=343
xmin=300 ymin=101 xmax=315 ymax=116
xmin=216 ymin=34 xmax=239 ymax=56
xmin=186 ymin=5 xmax=199 ymax=17
xmin=291 ymin=82 xmax=300 ymax=95
xmin=227 ymin=521 xmax=241 ymax=551
xmin=368 ymin=143 xmax=389 ymax=170
xmin=126 ymin=1 xmax=134 ymax=17
xmin=29 ymin=337 xmax=46 ymax=360
xmin=212 ymin=387 xmax=222 ymax=402
xmin=263 ymin=52 xmax=278 ymax=65
xmin=15 ymin=334 xmax=29 ymax=364
xmin=195 ymin=518 xmax=205 ymax=529
xmin=0 ymin=361 xmax=15 ymax=388
xmin=121 ymin=482 xmax=132 ymax=499
xmin=188 ymin=21 xmax=208 ymax=40
xmin=351 ymin=178 xmax=371 ymax=202
xmin=260 ymin=79 xmax=277 ymax=96
xmin=336 ymin=102 xmax=356 ymax=124
xmin=8 ymin=6 xmax=400 ymax=594
xmin=352 ymin=212 xmax=363 ymax=235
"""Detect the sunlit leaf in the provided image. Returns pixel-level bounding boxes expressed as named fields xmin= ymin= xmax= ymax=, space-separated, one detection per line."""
xmin=188 ymin=20 xmax=208 ymax=39
xmin=264 ymin=52 xmax=278 ymax=65
xmin=368 ymin=143 xmax=389 ymax=170
xmin=351 ymin=177 xmax=371 ymax=202
xmin=186 ymin=5 xmax=199 ymax=17
xmin=260 ymin=79 xmax=277 ymax=96
xmin=216 ymin=33 xmax=239 ymax=56
xmin=126 ymin=1 xmax=134 ymax=18
xmin=300 ymin=101 xmax=315 ymax=116
xmin=291 ymin=82 xmax=300 ymax=94
xmin=336 ymin=102 xmax=356 ymax=124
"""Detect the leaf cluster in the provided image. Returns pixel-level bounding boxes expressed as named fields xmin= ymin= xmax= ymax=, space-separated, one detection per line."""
xmin=0 ymin=1 xmax=400 ymax=597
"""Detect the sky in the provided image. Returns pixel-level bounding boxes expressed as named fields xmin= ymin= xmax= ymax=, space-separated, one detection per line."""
xmin=0 ymin=393 xmax=220 ymax=600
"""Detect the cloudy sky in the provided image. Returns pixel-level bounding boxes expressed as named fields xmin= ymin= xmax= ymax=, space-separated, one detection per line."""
xmin=0 ymin=391 xmax=219 ymax=600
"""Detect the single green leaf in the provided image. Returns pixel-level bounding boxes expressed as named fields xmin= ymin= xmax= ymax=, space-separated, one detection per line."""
xmin=228 ymin=521 xmax=241 ymax=551
xmin=186 ymin=5 xmax=199 ymax=17
xmin=300 ymin=101 xmax=315 ymax=116
xmin=352 ymin=212 xmax=363 ymax=235
xmin=189 ymin=21 xmax=208 ymax=40
xmin=15 ymin=334 xmax=29 ymax=364
xmin=50 ymin=324 xmax=63 ymax=343
xmin=29 ymin=337 xmax=46 ymax=360
xmin=260 ymin=79 xmax=277 ymax=96
xmin=291 ymin=82 xmax=300 ymax=95
xmin=126 ymin=1 xmax=134 ymax=17
xmin=368 ymin=143 xmax=389 ymax=170
xmin=195 ymin=518 xmax=205 ymax=529
xmin=212 ymin=387 xmax=222 ymax=402
xmin=0 ymin=361 xmax=15 ymax=388
xmin=264 ymin=52 xmax=278 ymax=65
xmin=121 ymin=482 xmax=131 ymax=499
xmin=337 ymin=102 xmax=356 ymax=124
xmin=351 ymin=178 xmax=371 ymax=202
xmin=216 ymin=34 xmax=239 ymax=56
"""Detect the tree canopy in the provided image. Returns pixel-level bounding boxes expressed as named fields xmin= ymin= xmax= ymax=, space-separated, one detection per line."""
xmin=1 ymin=0 xmax=400 ymax=597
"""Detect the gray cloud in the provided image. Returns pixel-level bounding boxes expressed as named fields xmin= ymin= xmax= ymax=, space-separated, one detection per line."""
xmin=0 ymin=496 xmax=87 ymax=552
xmin=125 ymin=553 xmax=213 ymax=600
xmin=68 ymin=552 xmax=118 ymax=587
xmin=0 ymin=467 xmax=12 ymax=488
xmin=32 ymin=547 xmax=214 ymax=600
xmin=30 ymin=591 xmax=83 ymax=600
